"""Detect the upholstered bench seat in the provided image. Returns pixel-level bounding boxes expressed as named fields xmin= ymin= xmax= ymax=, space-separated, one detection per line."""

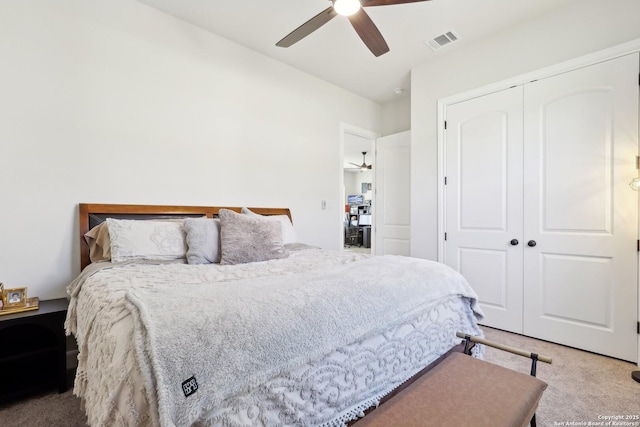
xmin=353 ymin=352 xmax=547 ymax=427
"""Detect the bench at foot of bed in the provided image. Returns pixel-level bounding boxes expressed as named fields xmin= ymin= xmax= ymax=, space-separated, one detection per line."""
xmin=353 ymin=339 xmax=549 ymax=427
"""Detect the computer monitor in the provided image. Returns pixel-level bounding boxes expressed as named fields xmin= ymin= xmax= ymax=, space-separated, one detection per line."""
xmin=358 ymin=214 xmax=371 ymax=226
xmin=347 ymin=194 xmax=364 ymax=205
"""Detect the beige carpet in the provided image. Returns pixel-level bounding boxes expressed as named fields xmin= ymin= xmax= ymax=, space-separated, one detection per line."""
xmin=0 ymin=387 xmax=87 ymax=427
xmin=1 ymin=327 xmax=638 ymax=426
xmin=482 ymin=327 xmax=640 ymax=426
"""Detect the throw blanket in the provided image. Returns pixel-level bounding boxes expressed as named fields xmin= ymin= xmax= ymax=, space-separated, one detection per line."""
xmin=124 ymin=255 xmax=482 ymax=427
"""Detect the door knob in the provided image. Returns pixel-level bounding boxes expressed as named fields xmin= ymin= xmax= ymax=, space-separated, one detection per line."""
xmin=527 ymin=240 xmax=537 ymax=247
xmin=510 ymin=239 xmax=519 ymax=246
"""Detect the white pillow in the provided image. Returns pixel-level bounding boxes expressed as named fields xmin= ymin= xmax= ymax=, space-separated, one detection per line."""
xmin=106 ymin=218 xmax=187 ymax=262
xmin=241 ymin=207 xmax=296 ymax=244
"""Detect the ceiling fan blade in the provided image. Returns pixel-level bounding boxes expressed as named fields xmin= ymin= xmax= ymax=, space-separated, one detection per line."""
xmin=347 ymin=8 xmax=389 ymax=57
xmin=276 ymin=7 xmax=338 ymax=48
xmin=362 ymin=0 xmax=431 ymax=6
xmin=349 ymin=162 xmax=362 ymax=167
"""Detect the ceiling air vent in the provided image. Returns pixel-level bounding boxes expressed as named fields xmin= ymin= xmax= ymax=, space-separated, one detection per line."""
xmin=425 ymin=30 xmax=460 ymax=51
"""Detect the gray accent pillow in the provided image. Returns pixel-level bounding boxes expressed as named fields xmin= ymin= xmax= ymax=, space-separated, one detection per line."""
xmin=218 ymin=209 xmax=288 ymax=265
xmin=184 ymin=218 xmax=221 ymax=264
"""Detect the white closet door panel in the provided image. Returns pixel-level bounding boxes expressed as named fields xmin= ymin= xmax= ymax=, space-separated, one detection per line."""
xmin=523 ymin=53 xmax=639 ymax=362
xmin=540 ymin=254 xmax=613 ymax=326
xmin=445 ymin=87 xmax=524 ymax=333
xmin=459 ymin=248 xmax=508 ymax=308
xmin=459 ymin=114 xmax=507 ymax=230
xmin=542 ymin=90 xmax=612 ymax=233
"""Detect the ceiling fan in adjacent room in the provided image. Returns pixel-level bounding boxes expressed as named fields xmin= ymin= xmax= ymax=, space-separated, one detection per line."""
xmin=276 ymin=0 xmax=431 ymax=57
xmin=349 ymin=152 xmax=373 ymax=171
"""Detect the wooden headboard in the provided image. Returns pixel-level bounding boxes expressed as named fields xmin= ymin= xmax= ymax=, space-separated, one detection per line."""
xmin=79 ymin=203 xmax=292 ymax=270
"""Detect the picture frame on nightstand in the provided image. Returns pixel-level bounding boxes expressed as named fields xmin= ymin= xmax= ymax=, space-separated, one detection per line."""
xmin=3 ymin=287 xmax=27 ymax=309
xmin=0 ymin=286 xmax=40 ymax=316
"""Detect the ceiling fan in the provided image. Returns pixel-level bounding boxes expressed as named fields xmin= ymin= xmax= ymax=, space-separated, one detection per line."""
xmin=276 ymin=0 xmax=431 ymax=57
xmin=349 ymin=152 xmax=373 ymax=170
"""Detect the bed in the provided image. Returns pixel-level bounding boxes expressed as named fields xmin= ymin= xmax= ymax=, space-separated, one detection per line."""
xmin=66 ymin=203 xmax=484 ymax=427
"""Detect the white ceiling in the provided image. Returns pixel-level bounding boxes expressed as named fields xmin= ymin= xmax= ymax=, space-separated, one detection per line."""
xmin=135 ymin=0 xmax=578 ymax=167
xmin=137 ymin=0 xmax=578 ymax=105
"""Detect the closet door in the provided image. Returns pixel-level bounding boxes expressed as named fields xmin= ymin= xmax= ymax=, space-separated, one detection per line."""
xmin=444 ymin=87 xmax=524 ymax=333
xmin=523 ymin=53 xmax=639 ymax=362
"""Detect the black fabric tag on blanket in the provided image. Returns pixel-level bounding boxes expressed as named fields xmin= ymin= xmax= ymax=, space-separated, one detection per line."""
xmin=182 ymin=376 xmax=198 ymax=397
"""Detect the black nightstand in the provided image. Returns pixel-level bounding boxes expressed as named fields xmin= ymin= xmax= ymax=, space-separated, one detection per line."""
xmin=0 ymin=298 xmax=68 ymax=403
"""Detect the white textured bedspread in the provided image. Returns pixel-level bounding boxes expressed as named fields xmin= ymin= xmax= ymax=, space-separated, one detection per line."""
xmin=66 ymin=249 xmax=483 ymax=427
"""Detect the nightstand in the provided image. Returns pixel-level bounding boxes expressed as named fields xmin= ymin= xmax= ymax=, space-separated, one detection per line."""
xmin=0 ymin=298 xmax=68 ymax=403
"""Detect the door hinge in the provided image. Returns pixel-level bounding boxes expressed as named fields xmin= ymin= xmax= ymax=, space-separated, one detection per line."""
xmin=444 ymin=176 xmax=447 ymax=185
xmin=444 ymin=120 xmax=447 ymax=130
xmin=637 ymin=240 xmax=639 ymax=252
xmin=636 ymin=155 xmax=640 ymax=169
xmin=444 ymin=232 xmax=448 ymax=241
xmin=637 ymin=321 xmax=639 ymax=334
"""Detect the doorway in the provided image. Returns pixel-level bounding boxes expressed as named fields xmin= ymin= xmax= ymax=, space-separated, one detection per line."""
xmin=340 ymin=124 xmax=377 ymax=254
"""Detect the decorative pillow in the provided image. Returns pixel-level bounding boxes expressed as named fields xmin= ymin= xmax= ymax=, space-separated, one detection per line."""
xmin=106 ymin=218 xmax=187 ymax=262
xmin=240 ymin=207 xmax=296 ymax=244
xmin=84 ymin=222 xmax=112 ymax=263
xmin=218 ymin=209 xmax=288 ymax=265
xmin=184 ymin=218 xmax=221 ymax=264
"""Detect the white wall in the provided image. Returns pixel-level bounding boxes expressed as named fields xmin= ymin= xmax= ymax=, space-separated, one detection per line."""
xmin=381 ymin=95 xmax=410 ymax=136
xmin=0 ymin=0 xmax=381 ymax=299
xmin=344 ymin=171 xmax=373 ymax=204
xmin=410 ymin=0 xmax=640 ymax=260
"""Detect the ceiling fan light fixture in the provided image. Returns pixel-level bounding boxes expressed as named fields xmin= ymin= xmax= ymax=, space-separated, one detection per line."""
xmin=333 ymin=0 xmax=361 ymax=16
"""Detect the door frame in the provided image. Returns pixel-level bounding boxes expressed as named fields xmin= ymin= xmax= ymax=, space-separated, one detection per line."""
xmin=437 ymin=38 xmax=640 ymax=366
xmin=339 ymin=122 xmax=379 ymax=252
